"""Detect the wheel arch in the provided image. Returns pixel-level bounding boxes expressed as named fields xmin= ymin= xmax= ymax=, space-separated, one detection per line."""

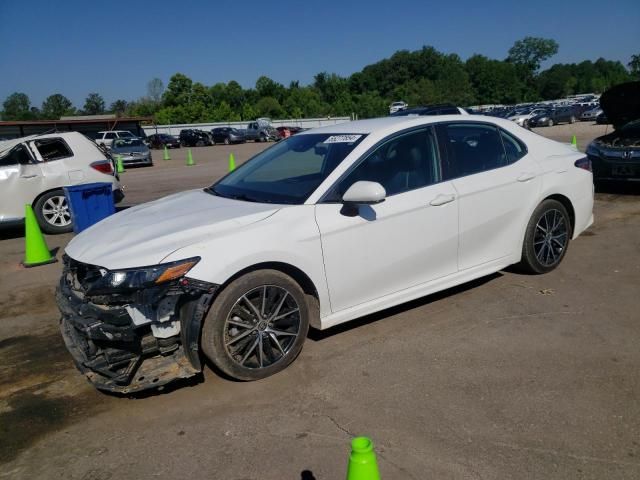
xmin=543 ymin=193 xmax=576 ymax=234
xmin=32 ymin=186 xmax=66 ymax=209
xmin=213 ymin=261 xmax=321 ymax=328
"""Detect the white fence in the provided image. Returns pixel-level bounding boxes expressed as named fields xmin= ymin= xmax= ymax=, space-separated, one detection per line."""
xmin=143 ymin=117 xmax=352 ymax=136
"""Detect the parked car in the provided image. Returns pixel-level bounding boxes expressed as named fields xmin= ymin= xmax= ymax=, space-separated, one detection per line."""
xmin=596 ymin=112 xmax=609 ymax=124
xmin=389 ymin=101 xmax=408 ymax=114
xmin=211 ymin=127 xmax=246 ymax=145
xmin=245 ymin=119 xmax=279 ymax=142
xmin=528 ymin=107 xmax=580 ymax=127
xmin=0 ymin=132 xmax=123 ymax=234
xmin=147 ymin=133 xmax=181 ymax=149
xmin=95 ymin=130 xmax=137 ymax=149
xmin=586 ymin=81 xmax=640 ymax=182
xmin=508 ymin=108 xmax=549 ymax=127
xmin=580 ymin=107 xmax=603 ymax=122
xmin=110 ymin=138 xmax=153 ymax=167
xmin=57 ymin=115 xmax=593 ymax=393
xmin=179 ymin=129 xmax=213 ymax=147
xmin=390 ymin=104 xmax=468 ymax=116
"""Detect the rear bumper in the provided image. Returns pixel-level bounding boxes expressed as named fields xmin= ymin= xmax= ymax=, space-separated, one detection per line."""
xmin=56 ymin=257 xmax=217 ymax=394
xmin=589 ymin=155 xmax=640 ymax=181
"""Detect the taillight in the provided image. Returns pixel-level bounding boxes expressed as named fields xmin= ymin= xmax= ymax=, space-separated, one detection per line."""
xmin=574 ymin=157 xmax=592 ymax=172
xmin=91 ymin=160 xmax=114 ymax=175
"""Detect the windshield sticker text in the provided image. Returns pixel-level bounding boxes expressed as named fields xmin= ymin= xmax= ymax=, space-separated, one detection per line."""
xmin=323 ymin=135 xmax=362 ymax=144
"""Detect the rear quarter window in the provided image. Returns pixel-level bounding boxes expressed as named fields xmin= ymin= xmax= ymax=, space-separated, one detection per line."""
xmin=499 ymin=129 xmax=527 ymax=164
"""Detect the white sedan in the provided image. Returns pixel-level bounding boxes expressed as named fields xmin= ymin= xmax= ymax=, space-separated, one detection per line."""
xmin=58 ymin=115 xmax=594 ymax=393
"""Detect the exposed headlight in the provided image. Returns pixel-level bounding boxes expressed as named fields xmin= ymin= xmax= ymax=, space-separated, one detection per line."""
xmin=586 ymin=143 xmax=600 ymax=157
xmin=89 ymin=257 xmax=200 ymax=293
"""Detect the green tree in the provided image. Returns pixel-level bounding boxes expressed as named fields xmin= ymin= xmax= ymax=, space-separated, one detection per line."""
xmin=83 ymin=92 xmax=105 ymax=115
xmin=163 ymin=73 xmax=193 ymax=107
xmin=629 ymin=54 xmax=640 ymax=79
xmin=507 ymin=37 xmax=559 ymax=73
xmin=255 ymin=97 xmax=284 ymax=118
xmin=41 ymin=94 xmax=75 ymax=119
xmin=110 ymin=99 xmax=128 ymax=116
xmin=2 ymin=92 xmax=33 ymax=120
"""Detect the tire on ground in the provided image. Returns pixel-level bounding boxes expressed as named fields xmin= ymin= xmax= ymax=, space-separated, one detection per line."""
xmin=519 ymin=199 xmax=572 ymax=274
xmin=33 ymin=189 xmax=73 ymax=234
xmin=201 ymin=269 xmax=310 ymax=381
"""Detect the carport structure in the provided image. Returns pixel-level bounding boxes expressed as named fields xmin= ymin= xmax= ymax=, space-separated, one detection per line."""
xmin=0 ymin=114 xmax=153 ymax=140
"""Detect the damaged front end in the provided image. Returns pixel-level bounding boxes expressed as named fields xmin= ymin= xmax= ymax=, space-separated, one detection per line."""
xmin=56 ymin=255 xmax=217 ymax=394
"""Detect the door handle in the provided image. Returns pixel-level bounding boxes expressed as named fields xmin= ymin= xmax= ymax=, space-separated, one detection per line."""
xmin=20 ymin=174 xmax=38 ymax=179
xmin=429 ymin=193 xmax=456 ymax=206
xmin=517 ymin=172 xmax=536 ymax=182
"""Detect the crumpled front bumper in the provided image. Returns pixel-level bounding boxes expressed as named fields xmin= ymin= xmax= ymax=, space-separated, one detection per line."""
xmin=56 ymin=257 xmax=217 ymax=394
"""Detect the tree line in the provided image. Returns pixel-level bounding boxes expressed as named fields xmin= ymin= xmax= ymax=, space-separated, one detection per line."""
xmin=3 ymin=38 xmax=639 ymax=123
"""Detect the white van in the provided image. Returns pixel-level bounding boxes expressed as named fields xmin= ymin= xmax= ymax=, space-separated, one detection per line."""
xmin=0 ymin=132 xmax=123 ymax=233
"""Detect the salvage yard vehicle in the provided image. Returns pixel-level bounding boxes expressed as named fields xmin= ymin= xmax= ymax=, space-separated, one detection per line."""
xmin=389 ymin=101 xmax=408 ymax=114
xmin=528 ymin=106 xmax=580 ymax=127
xmin=95 ymin=130 xmax=137 ymax=149
xmin=586 ymin=81 xmax=640 ymax=182
xmin=211 ymin=127 xmax=246 ymax=145
xmin=0 ymin=132 xmax=123 ymax=233
xmin=245 ymin=119 xmax=279 ymax=142
xmin=147 ymin=133 xmax=181 ymax=149
xmin=179 ymin=129 xmax=213 ymax=147
xmin=57 ymin=115 xmax=594 ymax=393
xmin=110 ymin=138 xmax=153 ymax=167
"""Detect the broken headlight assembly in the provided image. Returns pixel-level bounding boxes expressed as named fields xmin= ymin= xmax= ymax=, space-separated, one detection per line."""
xmin=87 ymin=257 xmax=200 ymax=294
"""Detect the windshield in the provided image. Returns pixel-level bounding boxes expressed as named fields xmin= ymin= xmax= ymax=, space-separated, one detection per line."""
xmin=208 ymin=133 xmax=366 ymax=204
xmin=113 ymin=138 xmax=143 ymax=148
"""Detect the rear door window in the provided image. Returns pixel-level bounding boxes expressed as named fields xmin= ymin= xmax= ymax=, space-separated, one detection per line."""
xmin=437 ymin=123 xmax=508 ymax=179
xmin=33 ymin=138 xmax=73 ymax=161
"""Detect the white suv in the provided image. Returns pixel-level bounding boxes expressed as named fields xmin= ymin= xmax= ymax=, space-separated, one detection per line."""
xmin=389 ymin=101 xmax=408 ymax=114
xmin=0 ymin=132 xmax=123 ymax=233
xmin=95 ymin=130 xmax=137 ymax=149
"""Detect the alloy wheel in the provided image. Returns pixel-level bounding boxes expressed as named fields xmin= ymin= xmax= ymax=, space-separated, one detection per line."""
xmin=42 ymin=195 xmax=71 ymax=227
xmin=223 ymin=285 xmax=301 ymax=369
xmin=533 ymin=209 xmax=568 ymax=267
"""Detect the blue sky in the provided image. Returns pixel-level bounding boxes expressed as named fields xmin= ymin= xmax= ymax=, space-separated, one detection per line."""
xmin=0 ymin=0 xmax=638 ymax=108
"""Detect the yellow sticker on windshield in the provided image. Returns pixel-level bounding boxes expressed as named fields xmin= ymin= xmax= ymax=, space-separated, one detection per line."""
xmin=323 ymin=135 xmax=362 ymax=144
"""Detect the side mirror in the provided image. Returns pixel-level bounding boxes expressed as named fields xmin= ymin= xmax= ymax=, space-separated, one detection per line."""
xmin=342 ymin=181 xmax=386 ymax=205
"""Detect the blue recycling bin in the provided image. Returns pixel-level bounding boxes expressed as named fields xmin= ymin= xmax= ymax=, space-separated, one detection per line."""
xmin=63 ymin=182 xmax=116 ymax=233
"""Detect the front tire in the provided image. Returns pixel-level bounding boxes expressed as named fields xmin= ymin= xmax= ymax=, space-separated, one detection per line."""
xmin=34 ymin=189 xmax=73 ymax=234
xmin=547 ymin=119 xmax=554 ymax=127
xmin=519 ymin=199 xmax=572 ymax=274
xmin=201 ymin=270 xmax=310 ymax=381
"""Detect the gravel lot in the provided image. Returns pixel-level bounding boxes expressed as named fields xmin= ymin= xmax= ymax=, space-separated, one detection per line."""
xmin=1 ymin=123 xmax=639 ymax=479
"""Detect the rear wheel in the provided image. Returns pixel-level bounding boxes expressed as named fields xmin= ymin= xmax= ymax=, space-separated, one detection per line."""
xmin=547 ymin=119 xmax=554 ymax=127
xmin=569 ymin=115 xmax=576 ymax=124
xmin=201 ymin=270 xmax=310 ymax=381
xmin=519 ymin=199 xmax=571 ymax=274
xmin=224 ymin=137 xmax=230 ymax=145
xmin=34 ymin=189 xmax=73 ymax=234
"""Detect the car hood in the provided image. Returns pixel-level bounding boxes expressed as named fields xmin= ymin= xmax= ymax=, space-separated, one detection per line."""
xmin=65 ymin=189 xmax=281 ymax=269
xmin=600 ymin=81 xmax=640 ymax=129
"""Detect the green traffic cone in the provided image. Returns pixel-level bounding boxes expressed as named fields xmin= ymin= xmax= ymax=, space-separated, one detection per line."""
xmin=347 ymin=437 xmax=380 ymax=480
xmin=22 ymin=204 xmax=57 ymax=268
xmin=186 ymin=149 xmax=194 ymax=166
xmin=571 ymin=135 xmax=578 ymax=148
xmin=163 ymin=145 xmax=171 ymax=160
xmin=116 ymin=155 xmax=125 ymax=173
xmin=229 ymin=153 xmax=236 ymax=172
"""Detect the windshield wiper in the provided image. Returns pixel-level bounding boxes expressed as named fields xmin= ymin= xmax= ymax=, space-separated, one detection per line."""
xmin=204 ymin=186 xmax=263 ymax=203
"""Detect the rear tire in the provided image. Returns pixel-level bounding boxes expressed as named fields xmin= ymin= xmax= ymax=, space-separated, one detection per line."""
xmin=201 ymin=270 xmax=310 ymax=381
xmin=547 ymin=119 xmax=554 ymax=127
xmin=569 ymin=116 xmax=576 ymax=124
xmin=224 ymin=137 xmax=230 ymax=145
xmin=34 ymin=189 xmax=73 ymax=234
xmin=519 ymin=199 xmax=572 ymax=274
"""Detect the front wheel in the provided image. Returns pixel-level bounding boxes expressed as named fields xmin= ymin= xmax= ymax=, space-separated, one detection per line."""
xmin=224 ymin=137 xmax=230 ymax=145
xmin=547 ymin=119 xmax=554 ymax=127
xmin=34 ymin=189 xmax=73 ymax=234
xmin=201 ymin=270 xmax=310 ymax=381
xmin=519 ymin=199 xmax=572 ymax=274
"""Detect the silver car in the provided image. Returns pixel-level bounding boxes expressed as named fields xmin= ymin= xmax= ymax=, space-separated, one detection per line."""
xmin=110 ymin=138 xmax=153 ymax=167
xmin=580 ymin=107 xmax=603 ymax=121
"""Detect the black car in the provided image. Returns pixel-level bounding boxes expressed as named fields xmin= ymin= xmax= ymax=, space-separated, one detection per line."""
xmin=179 ymin=129 xmax=213 ymax=147
xmin=147 ymin=133 xmax=181 ymax=149
xmin=390 ymin=104 xmax=464 ymax=116
xmin=586 ymin=81 xmax=640 ymax=182
xmin=210 ymin=127 xmax=246 ymax=145
xmin=528 ymin=106 xmax=580 ymax=127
